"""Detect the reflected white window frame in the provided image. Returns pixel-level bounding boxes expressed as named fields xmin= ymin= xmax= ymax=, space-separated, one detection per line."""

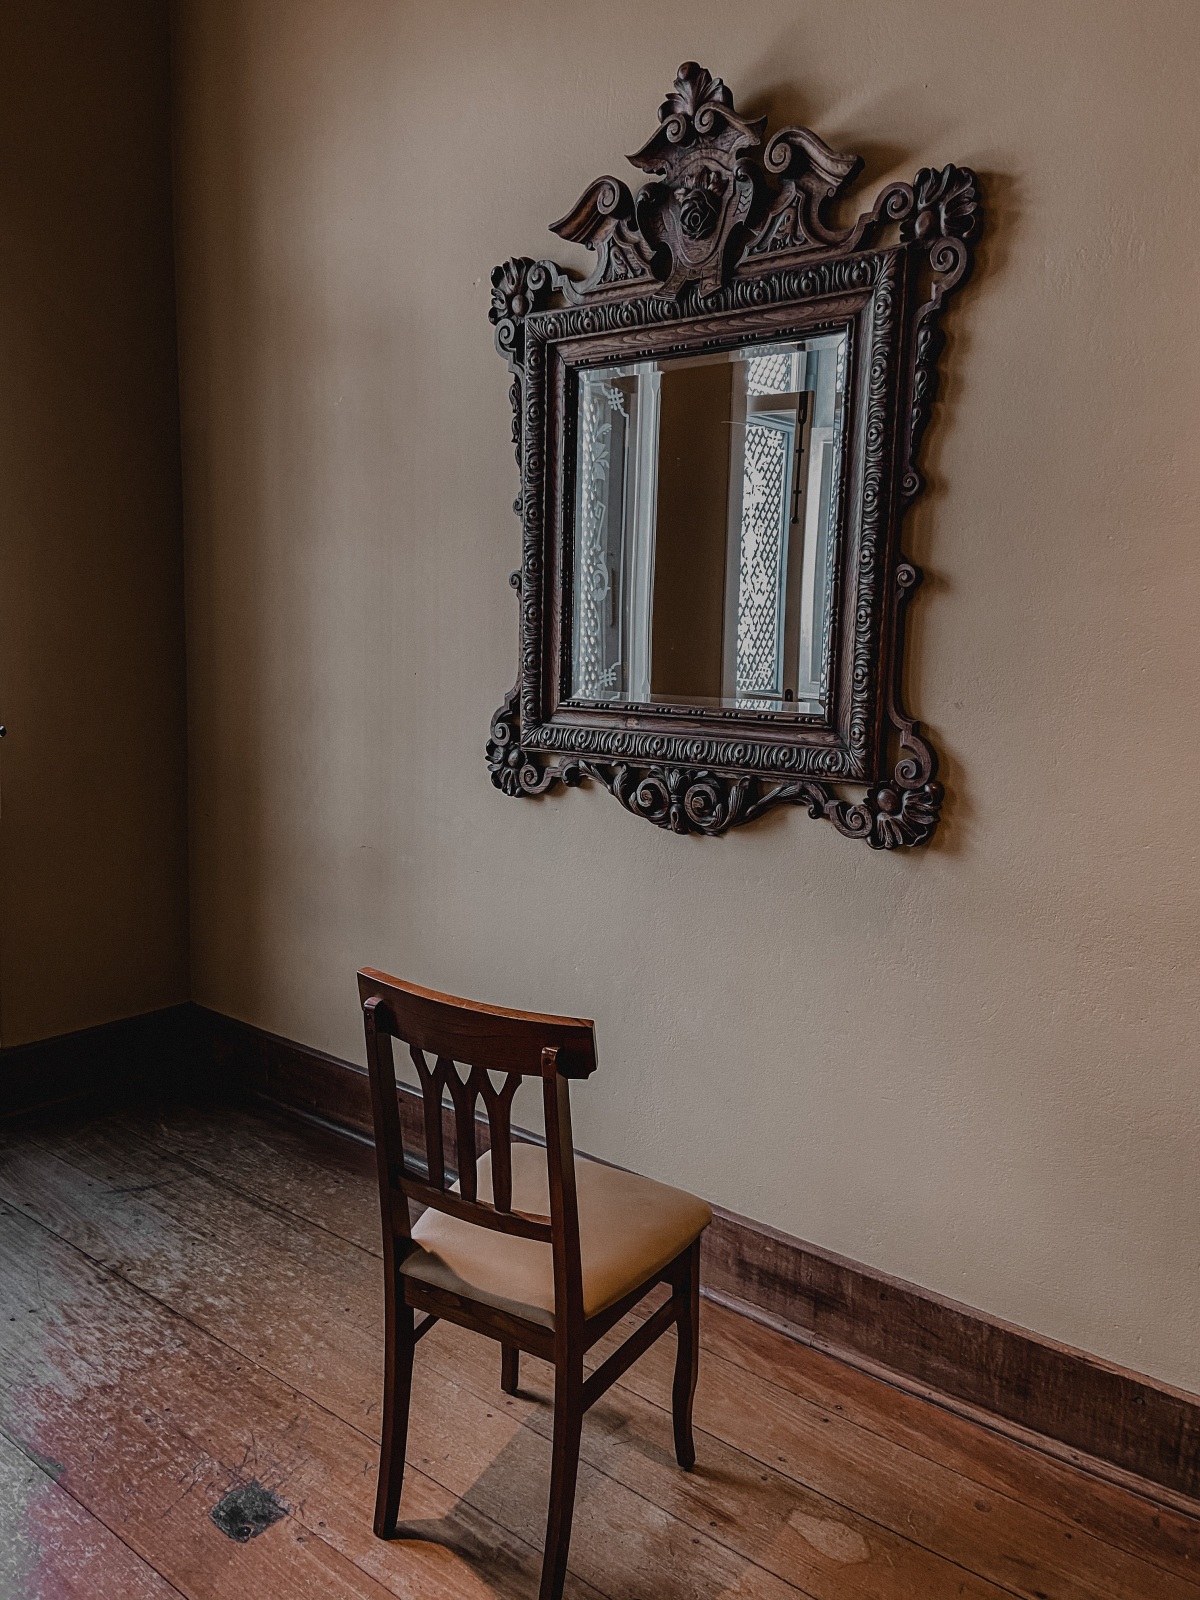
xmin=571 ymin=365 xmax=659 ymax=703
xmin=624 ymin=369 xmax=659 ymax=704
xmin=723 ymin=346 xmax=806 ymax=708
xmin=573 ymin=379 xmax=623 ymax=698
xmin=721 ymin=336 xmax=846 ymax=713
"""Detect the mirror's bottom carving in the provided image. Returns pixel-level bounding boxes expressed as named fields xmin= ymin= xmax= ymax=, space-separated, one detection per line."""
xmin=487 ymin=694 xmax=941 ymax=847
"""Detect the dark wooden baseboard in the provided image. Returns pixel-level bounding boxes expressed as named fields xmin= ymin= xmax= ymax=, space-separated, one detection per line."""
xmin=0 ymin=1003 xmax=199 ymax=1122
xmin=6 ymin=1003 xmax=1199 ymax=1513
xmin=198 ymin=1006 xmax=375 ymax=1132
xmin=699 ymin=1212 xmax=1200 ymax=1516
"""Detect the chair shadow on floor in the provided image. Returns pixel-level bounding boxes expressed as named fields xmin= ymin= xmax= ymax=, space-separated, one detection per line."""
xmin=390 ymin=1337 xmax=754 ymax=1600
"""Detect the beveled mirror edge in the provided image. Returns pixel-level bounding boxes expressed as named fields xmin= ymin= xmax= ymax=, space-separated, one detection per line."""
xmin=485 ymin=62 xmax=982 ymax=846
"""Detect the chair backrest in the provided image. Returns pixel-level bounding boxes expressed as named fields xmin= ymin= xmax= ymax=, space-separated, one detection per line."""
xmin=358 ymin=968 xmax=598 ymax=1319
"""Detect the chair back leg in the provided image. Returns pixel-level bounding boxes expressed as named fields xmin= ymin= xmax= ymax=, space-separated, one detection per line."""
xmin=539 ymin=1350 xmax=585 ymax=1600
xmin=671 ymin=1237 xmax=701 ymax=1471
xmin=374 ymin=1285 xmax=417 ymax=1537
xmin=501 ymin=1343 xmax=520 ymax=1395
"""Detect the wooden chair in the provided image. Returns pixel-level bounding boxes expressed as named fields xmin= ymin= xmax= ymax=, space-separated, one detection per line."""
xmin=358 ymin=968 xmax=712 ymax=1600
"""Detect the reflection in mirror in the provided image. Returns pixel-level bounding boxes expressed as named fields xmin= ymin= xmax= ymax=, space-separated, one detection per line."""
xmin=571 ymin=333 xmax=848 ymax=716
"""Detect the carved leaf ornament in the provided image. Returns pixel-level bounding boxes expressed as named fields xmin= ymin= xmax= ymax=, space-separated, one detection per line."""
xmin=485 ymin=64 xmax=981 ymax=845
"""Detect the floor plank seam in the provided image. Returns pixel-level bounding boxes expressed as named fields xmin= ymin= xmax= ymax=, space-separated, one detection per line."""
xmin=0 ymin=1415 xmax=195 ymax=1600
xmin=120 ymin=1135 xmax=389 ymax=1262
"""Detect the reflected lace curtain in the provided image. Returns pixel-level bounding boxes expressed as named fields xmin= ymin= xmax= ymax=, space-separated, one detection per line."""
xmin=735 ymin=354 xmax=795 ymax=701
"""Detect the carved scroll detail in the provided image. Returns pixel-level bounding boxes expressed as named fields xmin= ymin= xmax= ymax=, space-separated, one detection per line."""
xmin=550 ymin=178 xmax=659 ymax=296
xmin=745 ymin=126 xmax=863 ymax=259
xmin=899 ymin=165 xmax=981 ymax=502
xmin=488 ymin=256 xmax=560 ymax=515
xmin=487 ymin=743 xmax=942 ymax=847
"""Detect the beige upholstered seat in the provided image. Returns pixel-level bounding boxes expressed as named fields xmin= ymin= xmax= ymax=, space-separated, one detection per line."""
xmin=403 ymin=1143 xmax=712 ymax=1328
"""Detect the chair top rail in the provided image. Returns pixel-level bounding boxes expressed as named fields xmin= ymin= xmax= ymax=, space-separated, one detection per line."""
xmin=359 ymin=968 xmax=597 ymax=1078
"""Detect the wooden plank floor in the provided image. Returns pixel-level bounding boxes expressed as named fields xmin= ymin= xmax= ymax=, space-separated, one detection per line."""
xmin=1 ymin=1101 xmax=1198 ymax=1599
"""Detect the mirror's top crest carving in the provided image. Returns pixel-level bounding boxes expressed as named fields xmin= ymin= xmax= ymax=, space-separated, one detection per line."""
xmin=633 ymin=62 xmax=765 ymax=158
xmin=549 ymin=61 xmax=889 ymax=299
xmin=627 ymin=60 xmax=766 ymax=176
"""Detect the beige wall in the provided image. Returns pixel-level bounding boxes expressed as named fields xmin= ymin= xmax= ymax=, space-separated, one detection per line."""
xmin=171 ymin=0 xmax=1200 ymax=1391
xmin=0 ymin=3 xmax=189 ymax=1045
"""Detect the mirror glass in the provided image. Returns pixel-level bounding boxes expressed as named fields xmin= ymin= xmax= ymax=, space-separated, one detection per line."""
xmin=570 ymin=332 xmax=848 ymax=716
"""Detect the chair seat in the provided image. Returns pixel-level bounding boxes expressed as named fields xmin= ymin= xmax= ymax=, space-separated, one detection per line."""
xmin=402 ymin=1143 xmax=712 ymax=1329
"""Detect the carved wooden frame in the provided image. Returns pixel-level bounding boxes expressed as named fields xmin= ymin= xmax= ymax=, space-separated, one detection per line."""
xmin=486 ymin=63 xmax=981 ymax=845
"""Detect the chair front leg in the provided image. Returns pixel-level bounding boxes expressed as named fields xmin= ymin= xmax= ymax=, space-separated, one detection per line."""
xmin=671 ymin=1237 xmax=701 ymax=1471
xmin=540 ymin=1349 xmax=584 ymax=1600
xmin=374 ymin=1272 xmax=416 ymax=1538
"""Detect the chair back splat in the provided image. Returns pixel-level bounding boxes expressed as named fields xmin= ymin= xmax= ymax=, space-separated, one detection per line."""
xmin=358 ymin=968 xmax=596 ymax=1252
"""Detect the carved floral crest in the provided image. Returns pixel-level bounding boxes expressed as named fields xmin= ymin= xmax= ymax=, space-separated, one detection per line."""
xmin=485 ymin=64 xmax=982 ymax=845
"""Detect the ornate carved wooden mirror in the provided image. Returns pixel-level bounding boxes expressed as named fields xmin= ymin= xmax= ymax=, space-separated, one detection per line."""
xmin=487 ymin=63 xmax=981 ymax=846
